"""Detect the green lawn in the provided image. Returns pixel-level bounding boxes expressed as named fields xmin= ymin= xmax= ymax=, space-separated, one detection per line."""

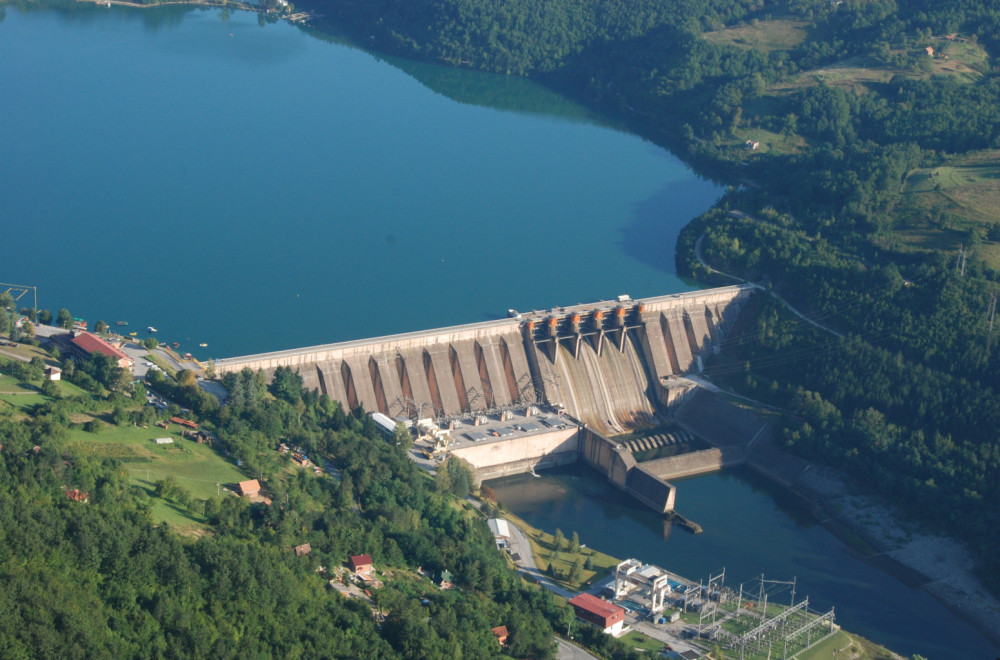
xmin=770 ymin=56 xmax=902 ymax=94
xmin=619 ymin=630 xmax=667 ymax=653
xmin=500 ymin=511 xmax=620 ymax=591
xmin=769 ymin=38 xmax=988 ymax=95
xmin=65 ymin=424 xmax=246 ymax=500
xmin=63 ymin=422 xmax=247 ymax=532
xmin=931 ymin=39 xmax=990 ymax=81
xmin=895 ymin=150 xmax=1000 ymax=266
xmin=731 ymin=127 xmax=807 ymax=156
xmin=0 ymin=386 xmax=46 ymax=412
xmin=701 ymin=18 xmax=808 ymax=53
xmin=794 ymin=628 xmax=896 ymax=659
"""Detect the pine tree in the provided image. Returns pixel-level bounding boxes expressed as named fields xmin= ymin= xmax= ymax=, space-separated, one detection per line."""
xmin=570 ymin=557 xmax=584 ymax=584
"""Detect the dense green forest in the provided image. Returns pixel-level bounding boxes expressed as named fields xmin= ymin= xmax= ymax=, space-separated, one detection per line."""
xmin=1 ymin=351 xmax=668 ymax=659
xmin=300 ymin=0 xmax=1000 ymax=593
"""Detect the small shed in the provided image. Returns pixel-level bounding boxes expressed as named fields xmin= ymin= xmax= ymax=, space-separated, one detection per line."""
xmin=66 ymin=489 xmax=90 ymax=503
xmin=237 ymin=479 xmax=261 ymax=498
xmin=294 ymin=543 xmax=312 ymax=557
xmin=45 ymin=366 xmax=62 ymax=381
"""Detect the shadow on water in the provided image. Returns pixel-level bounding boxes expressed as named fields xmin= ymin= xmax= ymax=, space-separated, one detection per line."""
xmin=295 ymin=20 xmax=610 ymax=124
xmin=379 ymin=55 xmax=603 ymax=124
xmin=619 ymin=176 xmax=723 ymax=274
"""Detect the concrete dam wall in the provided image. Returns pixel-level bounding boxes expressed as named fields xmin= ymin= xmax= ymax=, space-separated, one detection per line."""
xmin=212 ymin=286 xmax=760 ymax=517
xmin=214 ymin=285 xmax=754 ymax=431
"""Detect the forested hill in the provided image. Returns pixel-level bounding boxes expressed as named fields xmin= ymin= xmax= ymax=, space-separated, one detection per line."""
xmin=0 ymin=362 xmax=577 ymax=658
xmin=305 ymin=0 xmax=1000 ymax=599
xmin=314 ymin=0 xmax=762 ymax=74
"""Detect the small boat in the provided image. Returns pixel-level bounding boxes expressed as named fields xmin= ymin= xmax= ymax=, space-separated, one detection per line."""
xmin=147 ymin=326 xmax=157 ymax=333
xmin=172 ymin=342 xmax=179 ymax=348
xmin=116 ymin=321 xmax=128 ymax=326
xmin=128 ymin=332 xmax=138 ymax=336
xmin=199 ymin=343 xmax=208 ymax=347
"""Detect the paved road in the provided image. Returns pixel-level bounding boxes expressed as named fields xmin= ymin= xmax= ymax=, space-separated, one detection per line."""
xmin=695 ymin=233 xmax=842 ymax=338
xmin=504 ymin=518 xmax=576 ymax=598
xmin=555 ymin=637 xmax=600 ymax=660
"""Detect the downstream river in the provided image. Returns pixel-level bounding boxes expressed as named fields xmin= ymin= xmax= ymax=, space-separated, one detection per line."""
xmin=0 ymin=4 xmax=719 ymax=359
xmin=488 ymin=465 xmax=999 ymax=658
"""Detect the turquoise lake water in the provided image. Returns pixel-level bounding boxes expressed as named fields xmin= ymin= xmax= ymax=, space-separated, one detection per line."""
xmin=0 ymin=4 xmax=720 ymax=359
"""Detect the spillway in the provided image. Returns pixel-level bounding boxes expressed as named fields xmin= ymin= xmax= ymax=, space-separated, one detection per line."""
xmin=552 ymin=332 xmax=658 ymax=435
xmin=214 ymin=285 xmax=753 ymax=429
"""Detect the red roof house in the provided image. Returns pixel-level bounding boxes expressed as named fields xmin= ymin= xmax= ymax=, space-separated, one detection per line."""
xmin=294 ymin=543 xmax=312 ymax=557
xmin=349 ymin=554 xmax=373 ymax=577
xmin=71 ymin=332 xmax=133 ymax=370
xmin=236 ymin=479 xmax=261 ymax=498
xmin=568 ymin=593 xmax=626 ymax=634
xmin=66 ymin=489 xmax=90 ymax=503
xmin=491 ymin=625 xmax=509 ymax=646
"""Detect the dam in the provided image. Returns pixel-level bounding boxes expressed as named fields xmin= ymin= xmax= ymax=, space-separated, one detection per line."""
xmin=214 ymin=285 xmax=763 ymax=513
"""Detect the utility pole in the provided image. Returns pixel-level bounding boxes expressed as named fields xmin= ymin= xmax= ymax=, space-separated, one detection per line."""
xmin=956 ymin=244 xmax=967 ymax=277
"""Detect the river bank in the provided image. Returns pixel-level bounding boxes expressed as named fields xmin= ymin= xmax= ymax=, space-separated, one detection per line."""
xmin=746 ymin=448 xmax=1000 ymax=652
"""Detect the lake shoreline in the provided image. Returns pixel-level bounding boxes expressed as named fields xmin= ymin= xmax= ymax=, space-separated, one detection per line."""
xmin=746 ymin=456 xmax=1000 ymax=652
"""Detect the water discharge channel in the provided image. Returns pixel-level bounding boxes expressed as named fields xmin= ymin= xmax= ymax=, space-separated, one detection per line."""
xmin=488 ymin=465 xmax=999 ymax=659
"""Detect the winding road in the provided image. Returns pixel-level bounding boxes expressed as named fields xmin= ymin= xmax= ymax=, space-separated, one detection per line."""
xmin=694 ymin=231 xmax=843 ymax=338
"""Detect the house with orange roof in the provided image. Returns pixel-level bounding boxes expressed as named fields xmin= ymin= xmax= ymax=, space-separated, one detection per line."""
xmin=236 ymin=479 xmax=261 ymax=498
